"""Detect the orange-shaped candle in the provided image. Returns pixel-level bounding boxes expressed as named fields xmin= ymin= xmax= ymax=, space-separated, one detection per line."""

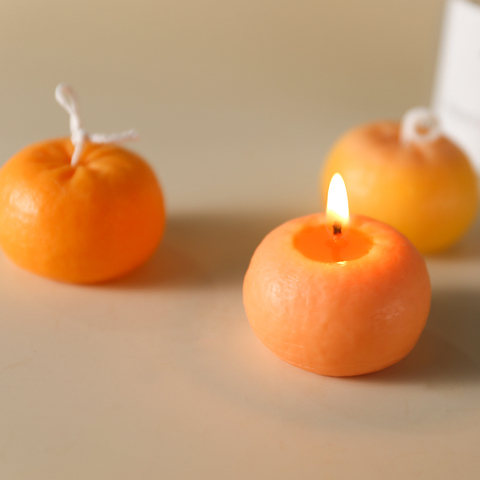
xmin=243 ymin=175 xmax=431 ymax=377
xmin=0 ymin=85 xmax=165 ymax=284
xmin=320 ymin=108 xmax=478 ymax=254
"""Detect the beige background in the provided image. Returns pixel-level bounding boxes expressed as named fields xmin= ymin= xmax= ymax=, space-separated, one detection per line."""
xmin=3 ymin=2 xmax=480 ymax=480
xmin=0 ymin=0 xmax=443 ymax=214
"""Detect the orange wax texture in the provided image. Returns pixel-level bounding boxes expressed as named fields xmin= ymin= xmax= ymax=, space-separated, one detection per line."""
xmin=243 ymin=213 xmax=431 ymax=377
xmin=0 ymin=138 xmax=165 ymax=284
xmin=320 ymin=122 xmax=478 ymax=254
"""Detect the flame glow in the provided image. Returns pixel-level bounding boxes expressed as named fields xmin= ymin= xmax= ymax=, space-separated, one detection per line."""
xmin=326 ymin=173 xmax=349 ymax=235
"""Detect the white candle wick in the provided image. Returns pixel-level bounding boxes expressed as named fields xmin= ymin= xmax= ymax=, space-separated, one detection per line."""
xmin=55 ymin=83 xmax=138 ymax=167
xmin=400 ymin=107 xmax=442 ymax=146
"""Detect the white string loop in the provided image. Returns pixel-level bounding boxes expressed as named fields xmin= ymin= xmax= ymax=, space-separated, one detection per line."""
xmin=89 ymin=130 xmax=138 ymax=144
xmin=55 ymin=83 xmax=138 ymax=166
xmin=400 ymin=107 xmax=442 ymax=146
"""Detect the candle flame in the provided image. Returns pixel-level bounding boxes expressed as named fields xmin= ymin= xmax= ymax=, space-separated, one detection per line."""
xmin=326 ymin=173 xmax=349 ymax=236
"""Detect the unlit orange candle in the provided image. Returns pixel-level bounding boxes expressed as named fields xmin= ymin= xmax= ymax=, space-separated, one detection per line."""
xmin=243 ymin=175 xmax=431 ymax=377
xmin=320 ymin=109 xmax=478 ymax=254
xmin=0 ymin=85 xmax=165 ymax=284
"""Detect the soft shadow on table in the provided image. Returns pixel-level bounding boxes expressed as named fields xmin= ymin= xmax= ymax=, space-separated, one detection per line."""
xmin=103 ymin=211 xmax=480 ymax=289
xmin=106 ymin=211 xmax=292 ymax=290
xmin=356 ymin=289 xmax=480 ymax=386
xmin=307 ymin=289 xmax=480 ymax=432
xmin=431 ymin=215 xmax=480 ymax=260
xmin=168 ymin=288 xmax=480 ymax=433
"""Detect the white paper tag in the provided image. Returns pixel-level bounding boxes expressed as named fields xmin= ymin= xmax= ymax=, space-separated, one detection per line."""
xmin=433 ymin=0 xmax=480 ymax=173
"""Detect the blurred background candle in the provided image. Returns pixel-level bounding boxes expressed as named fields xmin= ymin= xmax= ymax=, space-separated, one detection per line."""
xmin=320 ymin=108 xmax=479 ymax=254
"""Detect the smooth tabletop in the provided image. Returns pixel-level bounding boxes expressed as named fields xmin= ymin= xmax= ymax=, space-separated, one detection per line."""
xmin=0 ymin=210 xmax=480 ymax=479
xmin=0 ymin=0 xmax=478 ymax=478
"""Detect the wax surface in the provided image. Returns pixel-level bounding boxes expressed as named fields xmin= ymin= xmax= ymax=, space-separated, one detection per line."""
xmin=243 ymin=213 xmax=431 ymax=377
xmin=321 ymin=121 xmax=478 ymax=253
xmin=293 ymin=224 xmax=373 ymax=263
xmin=0 ymin=138 xmax=165 ymax=283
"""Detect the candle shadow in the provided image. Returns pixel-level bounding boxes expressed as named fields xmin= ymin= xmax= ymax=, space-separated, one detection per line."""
xmin=162 ymin=287 xmax=480 ymax=434
xmin=356 ymin=289 xmax=480 ymax=385
xmin=94 ymin=213 xmax=480 ymax=432
xmin=108 ymin=242 xmax=207 ymax=289
xmin=106 ymin=210 xmax=292 ymax=289
xmin=108 ymin=210 xmax=480 ymax=289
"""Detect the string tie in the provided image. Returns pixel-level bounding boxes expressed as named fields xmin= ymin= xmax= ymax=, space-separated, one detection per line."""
xmin=55 ymin=83 xmax=138 ymax=166
xmin=400 ymin=107 xmax=442 ymax=146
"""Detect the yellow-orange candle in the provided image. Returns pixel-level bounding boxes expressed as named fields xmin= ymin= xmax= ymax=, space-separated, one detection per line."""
xmin=320 ymin=108 xmax=478 ymax=254
xmin=244 ymin=175 xmax=431 ymax=377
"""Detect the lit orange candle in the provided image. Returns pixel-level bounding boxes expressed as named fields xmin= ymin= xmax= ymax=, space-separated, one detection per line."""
xmin=243 ymin=174 xmax=431 ymax=377
xmin=0 ymin=85 xmax=165 ymax=284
